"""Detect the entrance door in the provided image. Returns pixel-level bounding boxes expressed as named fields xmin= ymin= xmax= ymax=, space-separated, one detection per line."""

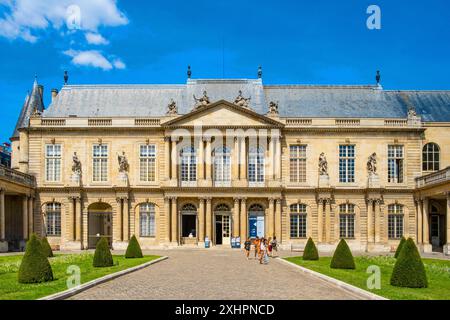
xmin=214 ymin=204 xmax=232 ymax=246
xmin=248 ymin=204 xmax=265 ymax=239
xmin=431 ymin=214 xmax=443 ymax=252
xmin=88 ymin=203 xmax=113 ymax=249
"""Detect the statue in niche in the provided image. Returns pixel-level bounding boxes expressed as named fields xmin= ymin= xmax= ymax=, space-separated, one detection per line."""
xmin=268 ymin=101 xmax=279 ymax=115
xmin=167 ymin=99 xmax=178 ymax=115
xmin=118 ymin=152 xmax=129 ymax=173
xmin=367 ymin=152 xmax=377 ymax=175
xmin=193 ymin=90 xmax=211 ymax=109
xmin=72 ymin=152 xmax=82 ymax=175
xmin=318 ymin=152 xmax=328 ymax=176
xmin=234 ymin=90 xmax=251 ymax=108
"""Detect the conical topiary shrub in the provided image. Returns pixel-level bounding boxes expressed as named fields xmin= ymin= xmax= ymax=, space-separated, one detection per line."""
xmin=125 ymin=235 xmax=143 ymax=259
xmin=394 ymin=236 xmax=406 ymax=259
xmin=390 ymin=238 xmax=428 ymax=288
xmin=18 ymin=233 xmax=54 ymax=283
xmin=40 ymin=237 xmax=54 ymax=258
xmin=330 ymin=239 xmax=356 ymax=269
xmin=303 ymin=237 xmax=319 ymax=260
xmin=93 ymin=237 xmax=114 ymax=267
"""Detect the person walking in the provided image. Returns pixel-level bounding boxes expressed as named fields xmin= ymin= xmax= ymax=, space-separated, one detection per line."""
xmin=259 ymin=238 xmax=266 ymax=264
xmin=244 ymin=238 xmax=251 ymax=260
xmin=267 ymin=237 xmax=273 ymax=257
xmin=270 ymin=236 xmax=278 ymax=257
xmin=254 ymin=236 xmax=260 ymax=259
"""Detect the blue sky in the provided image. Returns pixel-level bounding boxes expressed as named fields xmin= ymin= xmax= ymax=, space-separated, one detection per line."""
xmin=1 ymin=0 xmax=450 ymax=142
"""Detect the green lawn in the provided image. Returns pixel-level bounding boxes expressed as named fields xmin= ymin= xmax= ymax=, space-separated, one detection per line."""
xmin=285 ymin=256 xmax=450 ymax=300
xmin=0 ymin=253 xmax=160 ymax=300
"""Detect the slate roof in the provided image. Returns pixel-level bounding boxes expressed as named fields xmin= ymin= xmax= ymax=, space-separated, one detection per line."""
xmin=36 ymin=78 xmax=450 ymax=122
xmin=12 ymin=78 xmax=45 ymax=138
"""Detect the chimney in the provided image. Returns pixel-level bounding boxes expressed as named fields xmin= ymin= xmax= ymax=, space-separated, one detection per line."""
xmin=51 ymin=89 xmax=59 ymax=102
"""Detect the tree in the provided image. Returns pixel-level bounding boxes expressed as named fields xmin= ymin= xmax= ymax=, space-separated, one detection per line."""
xmin=18 ymin=233 xmax=54 ymax=283
xmin=390 ymin=238 xmax=428 ymax=288
xmin=125 ymin=235 xmax=143 ymax=259
xmin=93 ymin=237 xmax=114 ymax=267
xmin=330 ymin=239 xmax=356 ymax=269
xmin=40 ymin=237 xmax=54 ymax=258
xmin=303 ymin=237 xmax=319 ymax=260
xmin=394 ymin=236 xmax=406 ymax=259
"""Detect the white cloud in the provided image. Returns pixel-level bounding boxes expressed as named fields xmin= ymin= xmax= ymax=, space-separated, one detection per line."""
xmin=63 ymin=49 xmax=125 ymax=71
xmin=113 ymin=58 xmax=126 ymax=69
xmin=0 ymin=0 xmax=128 ymax=42
xmin=85 ymin=32 xmax=109 ymax=45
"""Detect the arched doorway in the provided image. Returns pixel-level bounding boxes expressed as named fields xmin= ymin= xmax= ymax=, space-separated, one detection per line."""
xmin=180 ymin=203 xmax=197 ymax=245
xmin=214 ymin=204 xmax=231 ymax=246
xmin=248 ymin=204 xmax=265 ymax=239
xmin=88 ymin=202 xmax=113 ymax=249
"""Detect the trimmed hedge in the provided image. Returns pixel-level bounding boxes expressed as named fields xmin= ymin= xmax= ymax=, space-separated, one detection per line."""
xmin=303 ymin=237 xmax=319 ymax=260
xmin=40 ymin=237 xmax=54 ymax=258
xmin=125 ymin=235 xmax=143 ymax=259
xmin=330 ymin=239 xmax=356 ymax=269
xmin=394 ymin=236 xmax=406 ymax=259
xmin=390 ymin=238 xmax=428 ymax=288
xmin=93 ymin=237 xmax=114 ymax=267
xmin=18 ymin=233 xmax=54 ymax=283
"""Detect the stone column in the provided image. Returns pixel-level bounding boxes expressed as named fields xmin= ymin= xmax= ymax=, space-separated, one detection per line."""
xmin=275 ymin=136 xmax=282 ymax=181
xmin=268 ymin=137 xmax=274 ymax=180
xmin=240 ymin=198 xmax=247 ymax=241
xmin=28 ymin=196 xmax=34 ymax=236
xmin=205 ymin=198 xmax=212 ymax=240
xmin=117 ymin=198 xmax=124 ymax=241
xmin=233 ymin=197 xmax=240 ymax=238
xmin=374 ymin=199 xmax=381 ymax=243
xmin=198 ymin=198 xmax=205 ymax=242
xmin=171 ymin=197 xmax=178 ymax=244
xmin=0 ymin=189 xmax=5 ymax=240
xmin=325 ymin=199 xmax=331 ymax=243
xmin=275 ymin=198 xmax=282 ymax=241
xmin=232 ymin=137 xmax=239 ymax=181
xmin=268 ymin=198 xmax=275 ymax=238
xmin=205 ymin=139 xmax=212 ymax=181
xmin=22 ymin=196 xmax=28 ymax=240
xmin=164 ymin=197 xmax=171 ymax=243
xmin=367 ymin=199 xmax=374 ymax=244
xmin=198 ymin=137 xmax=204 ymax=180
xmin=75 ymin=197 xmax=82 ymax=242
xmin=171 ymin=138 xmax=178 ymax=181
xmin=445 ymin=193 xmax=450 ymax=254
xmin=123 ymin=197 xmax=129 ymax=241
xmin=317 ymin=199 xmax=323 ymax=243
xmin=423 ymin=198 xmax=430 ymax=245
xmin=164 ymin=136 xmax=170 ymax=180
xmin=239 ymin=137 xmax=247 ymax=180
xmin=417 ymin=199 xmax=423 ymax=244
xmin=68 ymin=197 xmax=75 ymax=241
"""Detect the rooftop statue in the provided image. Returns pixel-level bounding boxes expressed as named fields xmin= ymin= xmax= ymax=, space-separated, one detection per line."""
xmin=193 ymin=90 xmax=210 ymax=109
xmin=72 ymin=152 xmax=82 ymax=175
xmin=318 ymin=152 xmax=328 ymax=176
xmin=268 ymin=101 xmax=279 ymax=115
xmin=118 ymin=152 xmax=129 ymax=173
xmin=234 ymin=90 xmax=251 ymax=108
xmin=407 ymin=106 xmax=417 ymax=117
xmin=167 ymin=99 xmax=178 ymax=115
xmin=367 ymin=152 xmax=377 ymax=175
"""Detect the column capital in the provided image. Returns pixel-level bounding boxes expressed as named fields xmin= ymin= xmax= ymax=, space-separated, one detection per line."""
xmin=164 ymin=136 xmax=171 ymax=142
xmin=268 ymin=197 xmax=275 ymax=203
xmin=275 ymin=198 xmax=282 ymax=204
xmin=240 ymin=197 xmax=247 ymax=203
xmin=169 ymin=196 xmax=178 ymax=200
xmin=205 ymin=197 xmax=212 ymax=203
xmin=0 ymin=187 xmax=5 ymax=193
xmin=233 ymin=197 xmax=240 ymax=203
xmin=203 ymin=136 xmax=212 ymax=143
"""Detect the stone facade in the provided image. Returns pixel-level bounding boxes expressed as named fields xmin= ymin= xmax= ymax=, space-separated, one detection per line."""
xmin=2 ymin=78 xmax=449 ymax=253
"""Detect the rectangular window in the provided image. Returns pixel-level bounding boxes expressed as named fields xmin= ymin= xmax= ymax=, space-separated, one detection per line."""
xmin=339 ymin=145 xmax=355 ymax=183
xmin=290 ymin=145 xmax=307 ymax=183
xmin=339 ymin=204 xmax=355 ymax=238
xmin=93 ymin=144 xmax=108 ymax=182
xmin=140 ymin=145 xmax=156 ymax=182
xmin=248 ymin=147 xmax=264 ymax=183
xmin=388 ymin=205 xmax=404 ymax=239
xmin=290 ymin=214 xmax=307 ymax=238
xmin=46 ymin=203 xmax=61 ymax=236
xmin=388 ymin=145 xmax=404 ymax=183
xmin=45 ymin=144 xmax=61 ymax=182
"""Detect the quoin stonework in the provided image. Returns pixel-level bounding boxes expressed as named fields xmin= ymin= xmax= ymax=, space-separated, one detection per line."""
xmin=1 ymin=72 xmax=449 ymax=254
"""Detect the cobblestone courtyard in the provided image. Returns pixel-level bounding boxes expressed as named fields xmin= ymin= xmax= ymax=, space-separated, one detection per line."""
xmin=69 ymin=249 xmax=362 ymax=300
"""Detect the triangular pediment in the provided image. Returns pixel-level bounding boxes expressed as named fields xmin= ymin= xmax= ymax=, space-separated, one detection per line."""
xmin=163 ymin=100 xmax=283 ymax=127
